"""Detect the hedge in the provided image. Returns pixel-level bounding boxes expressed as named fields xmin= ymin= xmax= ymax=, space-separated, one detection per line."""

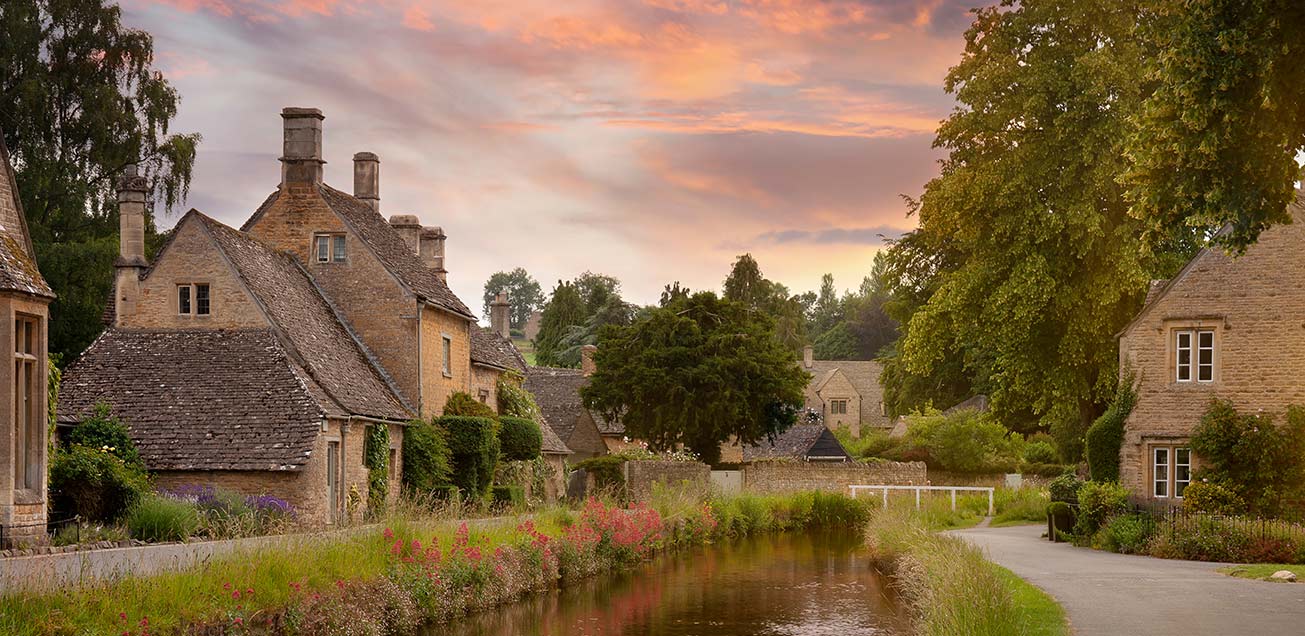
xmin=401 ymin=419 xmax=453 ymax=496
xmin=440 ymin=416 xmax=500 ymax=499
xmin=363 ymin=424 xmax=390 ymax=515
xmin=443 ymin=391 xmax=498 ymax=420
xmin=499 ymin=417 xmax=542 ymax=461
xmin=572 ymin=455 xmax=625 ymax=490
xmin=491 ymin=485 xmax=525 ymax=509
xmin=1085 ymin=376 xmax=1136 ymax=482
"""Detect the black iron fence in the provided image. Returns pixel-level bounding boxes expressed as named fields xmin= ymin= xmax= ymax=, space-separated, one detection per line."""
xmin=1145 ymin=505 xmax=1305 ymax=544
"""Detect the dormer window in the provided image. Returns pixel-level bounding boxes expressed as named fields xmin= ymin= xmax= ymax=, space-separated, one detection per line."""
xmin=315 ymin=233 xmax=346 ymax=263
xmin=178 ymin=283 xmax=210 ymax=316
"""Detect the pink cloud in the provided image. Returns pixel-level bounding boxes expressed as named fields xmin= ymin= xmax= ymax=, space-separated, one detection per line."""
xmin=402 ymin=3 xmax=435 ymax=31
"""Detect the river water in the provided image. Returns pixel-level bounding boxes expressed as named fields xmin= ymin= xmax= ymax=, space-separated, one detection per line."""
xmin=427 ymin=531 xmax=908 ymax=636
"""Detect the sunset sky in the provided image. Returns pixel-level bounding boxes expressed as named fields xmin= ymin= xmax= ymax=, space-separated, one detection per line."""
xmin=124 ymin=0 xmax=975 ymax=317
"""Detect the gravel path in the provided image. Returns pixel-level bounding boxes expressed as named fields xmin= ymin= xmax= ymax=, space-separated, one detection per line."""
xmin=954 ymin=524 xmax=1305 ymax=636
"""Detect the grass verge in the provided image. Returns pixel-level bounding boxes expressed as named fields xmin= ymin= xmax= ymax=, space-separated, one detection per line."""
xmin=866 ymin=508 xmax=1068 ymax=636
xmin=1219 ymin=564 xmax=1305 ymax=581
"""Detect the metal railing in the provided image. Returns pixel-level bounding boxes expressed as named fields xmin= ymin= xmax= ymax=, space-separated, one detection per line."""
xmin=849 ymin=484 xmax=995 ymax=516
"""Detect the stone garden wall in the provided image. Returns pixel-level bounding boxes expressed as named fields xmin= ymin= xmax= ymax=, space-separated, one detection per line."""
xmin=623 ymin=460 xmax=711 ymax=501
xmin=742 ymin=460 xmax=927 ymax=495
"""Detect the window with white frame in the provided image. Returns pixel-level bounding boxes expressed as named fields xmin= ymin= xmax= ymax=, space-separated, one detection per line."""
xmin=314 ymin=233 xmax=346 ymax=263
xmin=1153 ymin=446 xmax=1192 ymax=498
xmin=177 ymin=283 xmax=211 ymax=316
xmin=830 ymin=399 xmax=848 ymax=415
xmin=1175 ymin=329 xmax=1215 ymax=383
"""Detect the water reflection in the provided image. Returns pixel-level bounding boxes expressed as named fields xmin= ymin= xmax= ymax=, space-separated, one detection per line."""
xmin=427 ymin=531 xmax=908 ymax=636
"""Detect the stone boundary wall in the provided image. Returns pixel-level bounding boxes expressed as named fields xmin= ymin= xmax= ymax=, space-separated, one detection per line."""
xmin=927 ymin=470 xmax=1051 ymax=490
xmin=742 ymin=460 xmax=927 ymax=495
xmin=623 ymin=460 xmax=710 ymax=501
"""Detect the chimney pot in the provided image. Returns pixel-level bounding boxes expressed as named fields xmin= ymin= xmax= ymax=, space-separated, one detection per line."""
xmin=490 ymin=291 xmax=511 ymax=338
xmin=280 ymin=107 xmax=325 ymax=187
xmin=388 ymin=214 xmax=422 ymax=254
xmin=353 ymin=152 xmax=380 ymax=213
xmin=581 ymin=344 xmax=598 ymax=376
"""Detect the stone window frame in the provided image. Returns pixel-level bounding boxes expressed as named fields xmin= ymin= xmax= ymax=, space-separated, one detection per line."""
xmin=1150 ymin=443 xmax=1193 ymax=499
xmin=12 ymin=313 xmax=44 ymax=494
xmin=441 ymin=333 xmax=453 ymax=378
xmin=1165 ymin=318 xmax=1222 ymax=386
xmin=313 ymin=233 xmax=347 ymax=263
xmin=176 ymin=282 xmax=212 ymax=317
xmin=829 ymin=398 xmax=849 ymax=415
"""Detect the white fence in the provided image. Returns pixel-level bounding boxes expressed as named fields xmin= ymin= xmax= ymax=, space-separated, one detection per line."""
xmin=849 ymin=484 xmax=995 ymax=516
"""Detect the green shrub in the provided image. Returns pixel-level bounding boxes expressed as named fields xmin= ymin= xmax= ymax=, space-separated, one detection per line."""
xmin=67 ymin=403 xmax=142 ymax=469
xmin=363 ymin=424 xmax=390 ymax=516
xmin=1073 ymin=481 xmax=1130 ymax=539
xmin=1022 ymin=440 xmax=1058 ymax=466
xmin=49 ymin=445 xmax=149 ymax=522
xmin=1048 ymin=473 xmax=1083 ymax=504
xmin=1181 ymin=481 xmax=1245 ymax=515
xmin=1095 ymin=513 xmax=1155 ymax=554
xmin=834 ymin=428 xmax=902 ymax=459
xmin=1047 ymin=501 xmax=1075 ymax=541
xmin=1191 ymin=399 xmax=1305 ymax=515
xmin=1085 ymin=378 xmax=1135 ymax=482
xmin=127 ymin=496 xmax=199 ymax=542
xmin=1159 ymin=516 xmax=1252 ymax=562
xmin=401 ymin=419 xmax=453 ymax=495
xmin=1021 ymin=462 xmax=1069 ymax=478
xmin=904 ymin=408 xmax=1022 ymax=473
xmin=440 ymin=416 xmax=500 ymax=499
xmin=1048 ymin=410 xmax=1088 ymax=464
xmin=490 ymin=485 xmax=525 ymax=509
xmin=499 ymin=416 xmax=542 ymax=461
xmin=443 ymin=391 xmax=499 ymax=420
xmin=496 ymin=376 xmax=542 ymax=421
xmin=573 ymin=454 xmax=625 ymax=490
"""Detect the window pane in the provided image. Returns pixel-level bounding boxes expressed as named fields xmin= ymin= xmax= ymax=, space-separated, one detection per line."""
xmin=332 ymin=235 xmax=346 ymax=261
xmin=1197 ymin=332 xmax=1213 ymax=381
xmin=14 ymin=318 xmax=22 ymax=354
xmin=1176 ymin=331 xmax=1192 ymax=381
xmin=1154 ymin=448 xmax=1169 ymax=497
xmin=442 ymin=336 xmax=452 ymax=374
xmin=178 ymin=285 xmax=191 ymax=314
xmin=316 ymin=236 xmax=330 ymax=262
xmin=196 ymin=284 xmax=211 ymax=315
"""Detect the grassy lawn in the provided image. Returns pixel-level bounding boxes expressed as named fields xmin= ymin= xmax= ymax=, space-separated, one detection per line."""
xmin=512 ymin=338 xmax=537 ymax=366
xmin=1219 ymin=564 xmax=1305 ymax=581
xmin=994 ymin=565 xmax=1067 ymax=636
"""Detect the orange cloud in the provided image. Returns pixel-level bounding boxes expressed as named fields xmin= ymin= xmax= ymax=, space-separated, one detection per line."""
xmin=402 ymin=3 xmax=435 ymax=31
xmin=641 ymin=146 xmax=775 ymax=206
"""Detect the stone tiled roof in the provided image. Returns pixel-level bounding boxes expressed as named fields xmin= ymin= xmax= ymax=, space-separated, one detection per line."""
xmin=539 ymin=414 xmax=572 ymax=456
xmin=194 ymin=212 xmax=411 ymax=420
xmin=803 ymin=360 xmax=891 ymax=428
xmin=0 ymin=137 xmax=53 ymax=299
xmin=58 ymin=329 xmax=325 ymax=471
xmin=471 ymin=327 xmax=527 ymax=373
xmin=523 ymin=366 xmax=626 ymax=443
xmin=743 ymin=424 xmax=850 ymax=462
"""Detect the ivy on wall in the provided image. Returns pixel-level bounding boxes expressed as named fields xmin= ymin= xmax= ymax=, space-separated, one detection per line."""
xmin=363 ymin=424 xmax=390 ymax=516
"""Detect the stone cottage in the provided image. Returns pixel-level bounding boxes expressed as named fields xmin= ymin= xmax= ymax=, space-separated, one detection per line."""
xmin=58 ymin=108 xmax=534 ymax=523
xmin=0 ymin=136 xmax=55 ymax=547
xmin=800 ymin=346 xmax=891 ymax=436
xmin=1117 ymin=192 xmax=1305 ymax=504
xmin=525 ymin=345 xmax=638 ymax=459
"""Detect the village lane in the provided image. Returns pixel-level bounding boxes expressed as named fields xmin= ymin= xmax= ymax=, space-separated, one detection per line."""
xmin=954 ymin=524 xmax=1305 ymax=636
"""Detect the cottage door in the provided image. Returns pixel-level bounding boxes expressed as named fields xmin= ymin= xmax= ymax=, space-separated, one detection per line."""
xmin=327 ymin=442 xmax=340 ymax=524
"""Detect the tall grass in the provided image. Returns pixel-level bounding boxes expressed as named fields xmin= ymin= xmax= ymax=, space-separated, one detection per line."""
xmin=866 ymin=509 xmax=1066 ymax=636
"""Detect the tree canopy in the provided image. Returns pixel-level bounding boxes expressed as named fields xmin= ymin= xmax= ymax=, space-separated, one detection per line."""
xmin=880 ymin=0 xmax=1200 ymax=439
xmin=533 ymin=280 xmax=587 ymax=367
xmin=722 ymin=253 xmax=808 ymax=353
xmin=2 ymin=0 xmax=199 ymax=360
xmin=581 ymin=291 xmax=810 ymax=465
xmin=481 ymin=267 xmax=544 ymax=330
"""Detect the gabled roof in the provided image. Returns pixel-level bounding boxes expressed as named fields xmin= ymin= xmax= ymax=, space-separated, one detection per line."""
xmin=58 ymin=329 xmax=325 ymax=471
xmin=803 ymin=359 xmax=890 ymax=428
xmin=192 ymin=211 xmax=411 ymax=420
xmin=0 ymin=136 xmax=53 ymax=299
xmin=538 ymin=415 xmax=572 ymax=456
xmin=743 ymin=424 xmax=850 ymax=462
xmin=524 ymin=367 xmax=589 ymax=442
xmin=471 ymin=327 xmax=527 ymax=373
xmin=241 ymin=184 xmax=473 ymax=319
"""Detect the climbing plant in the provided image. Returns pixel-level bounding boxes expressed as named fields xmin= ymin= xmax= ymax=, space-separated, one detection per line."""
xmin=363 ymin=424 xmax=390 ymax=515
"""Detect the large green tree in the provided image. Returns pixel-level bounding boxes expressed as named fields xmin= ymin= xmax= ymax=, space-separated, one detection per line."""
xmin=722 ymin=253 xmax=808 ymax=352
xmin=2 ymin=0 xmax=199 ymax=360
xmin=884 ymin=0 xmax=1199 ymax=438
xmin=533 ymin=280 xmax=586 ymax=367
xmin=1125 ymin=0 xmax=1305 ymax=253
xmin=481 ymin=267 xmax=544 ymax=330
xmin=581 ymin=292 xmax=810 ymax=465
xmin=573 ymin=271 xmax=621 ymax=315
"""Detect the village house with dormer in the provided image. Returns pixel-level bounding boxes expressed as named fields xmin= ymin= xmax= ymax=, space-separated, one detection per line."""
xmin=1117 ymin=191 xmax=1305 ymax=504
xmin=57 ymin=108 xmax=535 ymax=524
xmin=800 ymin=346 xmax=890 ymax=437
xmin=0 ymin=136 xmax=55 ymax=548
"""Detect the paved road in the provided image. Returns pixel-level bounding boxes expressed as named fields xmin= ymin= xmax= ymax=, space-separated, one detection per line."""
xmin=954 ymin=524 xmax=1305 ymax=636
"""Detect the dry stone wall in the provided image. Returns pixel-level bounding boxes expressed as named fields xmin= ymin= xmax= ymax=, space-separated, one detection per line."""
xmin=742 ymin=460 xmax=927 ymax=495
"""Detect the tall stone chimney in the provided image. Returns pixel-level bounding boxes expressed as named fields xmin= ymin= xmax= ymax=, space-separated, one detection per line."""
xmin=802 ymin=345 xmax=814 ymax=369
xmin=490 ymin=291 xmax=510 ymax=338
xmin=388 ymin=214 xmax=422 ymax=254
xmin=581 ymin=344 xmax=598 ymax=376
xmin=280 ymin=107 xmax=325 ymax=187
xmin=353 ymin=152 xmax=379 ymax=212
xmin=114 ymin=164 xmax=149 ymax=325
xmin=421 ymin=226 xmax=447 ymax=281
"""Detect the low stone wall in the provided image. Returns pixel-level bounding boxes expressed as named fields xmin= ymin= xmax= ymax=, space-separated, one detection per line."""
xmin=742 ymin=460 xmax=927 ymax=495
xmin=623 ymin=460 xmax=711 ymax=501
xmin=927 ymin=470 xmax=1051 ymax=490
